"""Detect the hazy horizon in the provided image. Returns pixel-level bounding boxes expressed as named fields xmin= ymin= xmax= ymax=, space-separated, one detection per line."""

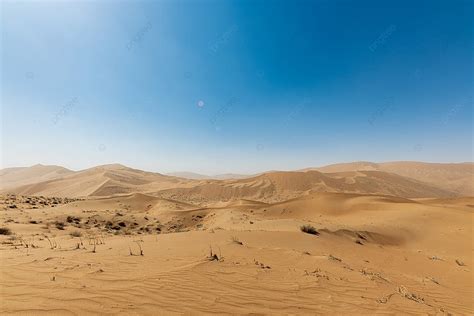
xmin=2 ymin=160 xmax=473 ymax=178
xmin=1 ymin=0 xmax=472 ymax=174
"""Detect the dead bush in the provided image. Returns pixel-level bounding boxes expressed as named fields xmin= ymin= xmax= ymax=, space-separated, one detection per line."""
xmin=55 ymin=221 xmax=66 ymax=230
xmin=70 ymin=231 xmax=82 ymax=238
xmin=300 ymin=224 xmax=319 ymax=235
xmin=0 ymin=227 xmax=12 ymax=235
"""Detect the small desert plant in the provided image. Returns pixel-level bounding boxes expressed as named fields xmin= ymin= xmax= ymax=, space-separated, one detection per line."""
xmin=129 ymin=242 xmax=144 ymax=256
xmin=70 ymin=231 xmax=82 ymax=238
xmin=66 ymin=216 xmax=81 ymax=224
xmin=231 ymin=236 xmax=243 ymax=245
xmin=300 ymin=224 xmax=319 ymax=235
xmin=208 ymin=245 xmax=222 ymax=261
xmin=0 ymin=227 xmax=12 ymax=235
xmin=54 ymin=221 xmax=66 ymax=230
xmin=45 ymin=236 xmax=57 ymax=249
xmin=135 ymin=241 xmax=144 ymax=256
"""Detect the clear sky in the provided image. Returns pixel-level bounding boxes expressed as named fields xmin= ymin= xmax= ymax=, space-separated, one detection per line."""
xmin=1 ymin=0 xmax=472 ymax=174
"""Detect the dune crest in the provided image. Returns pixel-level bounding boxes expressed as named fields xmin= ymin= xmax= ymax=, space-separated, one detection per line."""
xmin=1 ymin=162 xmax=466 ymax=200
xmin=310 ymin=161 xmax=473 ymax=196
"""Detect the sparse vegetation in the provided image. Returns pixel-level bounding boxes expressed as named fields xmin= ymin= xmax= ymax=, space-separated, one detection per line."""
xmin=0 ymin=227 xmax=12 ymax=235
xmin=129 ymin=241 xmax=144 ymax=256
xmin=300 ymin=224 xmax=319 ymax=235
xmin=208 ymin=245 xmax=221 ymax=261
xmin=55 ymin=221 xmax=66 ymax=230
xmin=136 ymin=241 xmax=144 ymax=256
xmin=70 ymin=231 xmax=82 ymax=238
xmin=66 ymin=216 xmax=81 ymax=224
xmin=328 ymin=254 xmax=342 ymax=262
xmin=45 ymin=236 xmax=57 ymax=249
xmin=231 ymin=236 xmax=243 ymax=245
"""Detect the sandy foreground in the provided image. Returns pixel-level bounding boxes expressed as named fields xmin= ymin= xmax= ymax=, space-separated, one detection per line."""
xmin=0 ymin=193 xmax=472 ymax=315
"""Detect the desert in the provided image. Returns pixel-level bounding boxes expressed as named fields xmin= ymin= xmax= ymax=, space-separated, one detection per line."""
xmin=2 ymin=1 xmax=472 ymax=314
xmin=0 ymin=162 xmax=472 ymax=314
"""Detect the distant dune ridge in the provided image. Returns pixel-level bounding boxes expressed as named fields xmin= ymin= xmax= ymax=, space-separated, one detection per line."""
xmin=166 ymin=171 xmax=250 ymax=180
xmin=0 ymin=164 xmax=73 ymax=189
xmin=1 ymin=161 xmax=471 ymax=199
xmin=307 ymin=161 xmax=473 ymax=196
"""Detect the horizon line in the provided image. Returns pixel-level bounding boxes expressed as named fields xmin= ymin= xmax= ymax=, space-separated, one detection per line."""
xmin=2 ymin=160 xmax=472 ymax=177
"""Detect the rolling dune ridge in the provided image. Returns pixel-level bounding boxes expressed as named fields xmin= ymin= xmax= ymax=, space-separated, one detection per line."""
xmin=310 ymin=161 xmax=474 ymax=196
xmin=1 ymin=162 xmax=464 ymax=200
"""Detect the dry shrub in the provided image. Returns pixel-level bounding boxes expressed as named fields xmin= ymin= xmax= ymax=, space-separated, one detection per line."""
xmin=300 ymin=224 xmax=319 ymax=235
xmin=55 ymin=221 xmax=66 ymax=230
xmin=231 ymin=236 xmax=243 ymax=245
xmin=70 ymin=231 xmax=82 ymax=238
xmin=0 ymin=227 xmax=12 ymax=235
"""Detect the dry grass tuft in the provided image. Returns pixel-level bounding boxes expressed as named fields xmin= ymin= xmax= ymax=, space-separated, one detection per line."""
xmin=0 ymin=227 xmax=12 ymax=235
xmin=54 ymin=221 xmax=66 ymax=230
xmin=45 ymin=236 xmax=57 ymax=249
xmin=70 ymin=231 xmax=82 ymax=238
xmin=208 ymin=245 xmax=222 ymax=261
xmin=129 ymin=241 xmax=144 ymax=256
xmin=231 ymin=236 xmax=243 ymax=245
xmin=300 ymin=224 xmax=319 ymax=235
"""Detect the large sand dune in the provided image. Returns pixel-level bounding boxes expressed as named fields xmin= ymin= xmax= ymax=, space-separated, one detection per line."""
xmin=0 ymin=164 xmax=73 ymax=190
xmin=1 ymin=163 xmax=462 ymax=200
xmin=1 ymin=164 xmax=193 ymax=198
xmin=310 ymin=161 xmax=474 ymax=196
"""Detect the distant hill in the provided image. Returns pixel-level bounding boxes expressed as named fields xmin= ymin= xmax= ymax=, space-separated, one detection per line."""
xmin=0 ymin=164 xmax=73 ymax=189
xmin=166 ymin=171 xmax=251 ymax=180
xmin=1 ymin=162 xmax=470 ymax=200
xmin=1 ymin=164 xmax=191 ymax=198
xmin=156 ymin=169 xmax=455 ymax=203
xmin=166 ymin=172 xmax=211 ymax=180
xmin=306 ymin=161 xmax=473 ymax=196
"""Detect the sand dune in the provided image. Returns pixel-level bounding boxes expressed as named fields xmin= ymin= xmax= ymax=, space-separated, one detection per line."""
xmin=157 ymin=170 xmax=455 ymax=203
xmin=0 ymin=164 xmax=73 ymax=190
xmin=2 ymin=164 xmax=460 ymax=201
xmin=2 ymin=164 xmax=193 ymax=198
xmin=311 ymin=161 xmax=474 ymax=196
xmin=1 ymin=191 xmax=472 ymax=314
xmin=166 ymin=171 xmax=212 ymax=179
xmin=166 ymin=171 xmax=251 ymax=180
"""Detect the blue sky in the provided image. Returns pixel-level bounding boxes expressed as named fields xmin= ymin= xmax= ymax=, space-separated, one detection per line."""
xmin=1 ymin=0 xmax=472 ymax=174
